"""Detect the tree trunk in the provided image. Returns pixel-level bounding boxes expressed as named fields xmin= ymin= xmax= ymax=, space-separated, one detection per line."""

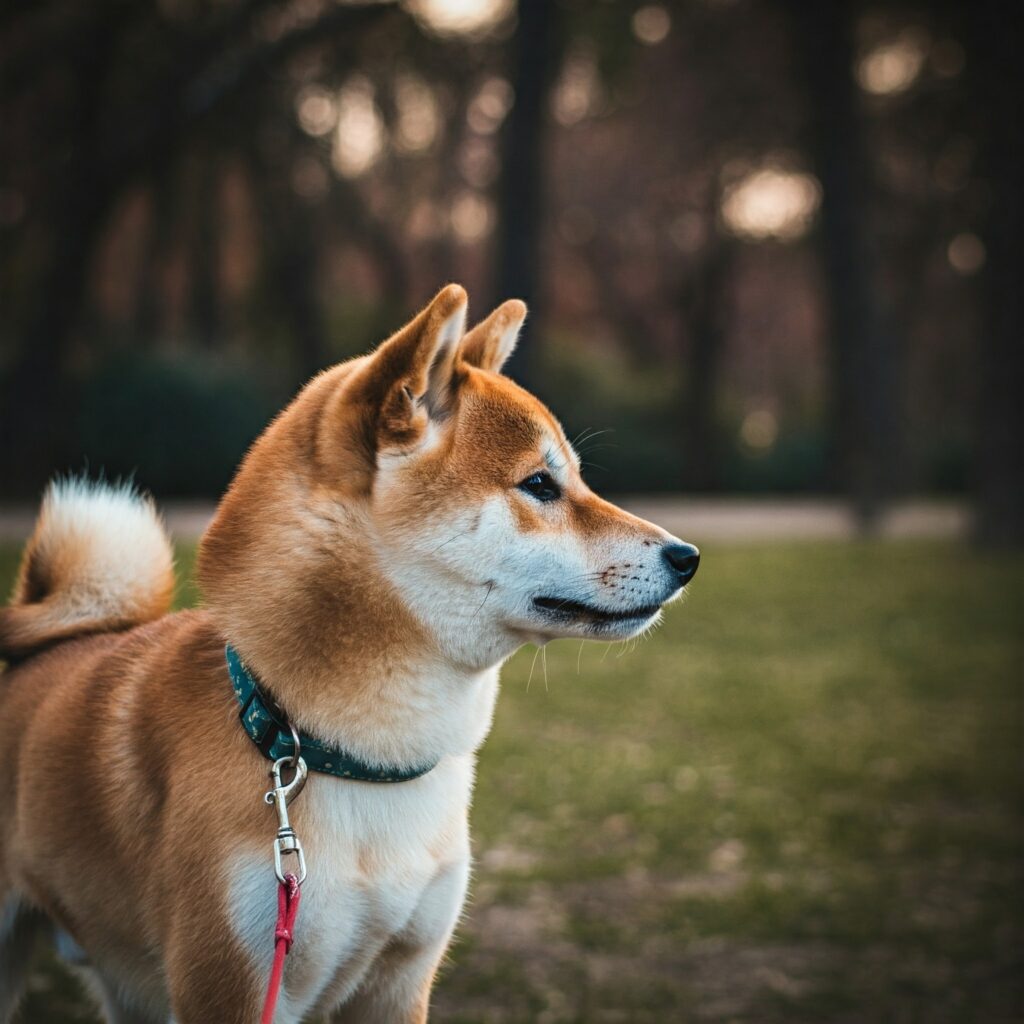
xmin=190 ymin=152 xmax=222 ymax=349
xmin=787 ymin=0 xmax=901 ymax=531
xmin=134 ymin=169 xmax=176 ymax=344
xmin=0 ymin=8 xmax=121 ymax=491
xmin=0 ymin=190 xmax=110 ymax=490
xmin=965 ymin=1 xmax=1024 ymax=546
xmin=248 ymin=149 xmax=330 ymax=380
xmin=678 ymin=242 xmax=733 ymax=492
xmin=492 ymin=0 xmax=562 ymax=388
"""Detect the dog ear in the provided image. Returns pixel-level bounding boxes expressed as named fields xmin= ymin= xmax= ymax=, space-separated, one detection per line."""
xmin=459 ymin=299 xmax=526 ymax=375
xmin=371 ymin=283 xmax=468 ymax=444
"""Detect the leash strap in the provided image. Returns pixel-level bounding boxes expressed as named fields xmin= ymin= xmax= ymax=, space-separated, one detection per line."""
xmin=260 ymin=756 xmax=307 ymax=1022
xmin=260 ymin=872 xmax=301 ymax=1024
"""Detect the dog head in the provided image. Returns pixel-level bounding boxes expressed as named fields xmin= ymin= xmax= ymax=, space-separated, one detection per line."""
xmin=327 ymin=285 xmax=698 ymax=662
xmin=200 ymin=285 xmax=698 ymax=675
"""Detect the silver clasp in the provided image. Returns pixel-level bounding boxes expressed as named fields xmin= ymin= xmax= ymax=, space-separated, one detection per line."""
xmin=265 ymin=756 xmax=308 ymax=885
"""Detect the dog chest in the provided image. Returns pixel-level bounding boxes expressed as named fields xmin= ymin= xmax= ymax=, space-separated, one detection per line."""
xmin=228 ymin=755 xmax=474 ymax=1016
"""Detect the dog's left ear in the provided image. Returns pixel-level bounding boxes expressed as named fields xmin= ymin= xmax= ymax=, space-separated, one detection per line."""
xmin=315 ymin=286 xmax=468 ymax=493
xmin=369 ymin=283 xmax=468 ymax=448
xmin=459 ymin=299 xmax=526 ymax=375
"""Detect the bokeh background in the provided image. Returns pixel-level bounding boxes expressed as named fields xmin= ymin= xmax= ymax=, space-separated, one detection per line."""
xmin=1 ymin=0 xmax=1021 ymax=1022
xmin=1 ymin=0 xmax=1021 ymax=531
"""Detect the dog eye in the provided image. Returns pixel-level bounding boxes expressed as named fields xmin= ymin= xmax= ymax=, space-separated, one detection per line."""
xmin=518 ymin=471 xmax=561 ymax=502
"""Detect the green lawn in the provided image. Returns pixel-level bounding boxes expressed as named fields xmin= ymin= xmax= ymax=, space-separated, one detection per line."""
xmin=2 ymin=540 xmax=1021 ymax=1023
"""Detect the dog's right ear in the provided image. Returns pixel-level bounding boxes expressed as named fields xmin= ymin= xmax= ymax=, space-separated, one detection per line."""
xmin=459 ymin=299 xmax=526 ymax=375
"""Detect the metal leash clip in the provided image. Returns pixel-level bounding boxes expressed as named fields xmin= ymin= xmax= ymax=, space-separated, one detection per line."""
xmin=265 ymin=738 xmax=309 ymax=885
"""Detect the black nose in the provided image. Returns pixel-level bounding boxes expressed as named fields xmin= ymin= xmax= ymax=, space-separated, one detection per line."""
xmin=663 ymin=542 xmax=700 ymax=584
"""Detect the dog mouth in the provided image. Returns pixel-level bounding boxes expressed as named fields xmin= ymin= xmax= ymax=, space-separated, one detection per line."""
xmin=532 ymin=596 xmax=661 ymax=625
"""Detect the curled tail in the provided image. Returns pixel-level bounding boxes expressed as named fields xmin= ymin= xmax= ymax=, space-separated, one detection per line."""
xmin=0 ymin=478 xmax=174 ymax=659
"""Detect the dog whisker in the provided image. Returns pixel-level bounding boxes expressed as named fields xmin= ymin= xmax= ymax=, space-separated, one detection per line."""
xmin=427 ymin=531 xmax=470 ymax=555
xmin=526 ymin=645 xmax=542 ymax=692
xmin=470 ymin=581 xmax=495 ymax=623
xmin=570 ymin=427 xmax=613 ymax=451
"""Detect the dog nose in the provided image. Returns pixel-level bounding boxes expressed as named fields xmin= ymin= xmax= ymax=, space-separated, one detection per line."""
xmin=663 ymin=542 xmax=700 ymax=584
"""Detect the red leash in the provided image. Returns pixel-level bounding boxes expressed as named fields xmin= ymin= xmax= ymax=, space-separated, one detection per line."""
xmin=259 ymin=753 xmax=309 ymax=1024
xmin=260 ymin=872 xmax=302 ymax=1024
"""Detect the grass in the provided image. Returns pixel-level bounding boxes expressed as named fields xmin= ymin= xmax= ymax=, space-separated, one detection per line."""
xmin=2 ymin=539 xmax=1021 ymax=1022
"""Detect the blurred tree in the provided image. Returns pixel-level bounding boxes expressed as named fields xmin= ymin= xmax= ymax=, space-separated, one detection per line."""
xmin=963 ymin=0 xmax=1024 ymax=546
xmin=493 ymin=0 xmax=564 ymax=387
xmin=546 ymin=0 xmax=811 ymax=493
xmin=0 ymin=0 xmax=398 ymax=490
xmin=786 ymin=0 xmax=902 ymax=531
xmin=0 ymin=0 xmax=1002 ymax=508
xmin=678 ymin=234 xmax=735 ymax=492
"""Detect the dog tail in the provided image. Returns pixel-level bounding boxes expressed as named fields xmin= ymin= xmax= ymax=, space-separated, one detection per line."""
xmin=0 ymin=478 xmax=175 ymax=659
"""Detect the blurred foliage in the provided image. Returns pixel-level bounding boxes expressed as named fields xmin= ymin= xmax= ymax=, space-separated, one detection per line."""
xmin=720 ymin=428 xmax=827 ymax=494
xmin=1 ymin=0 xmax=1011 ymax=513
xmin=72 ymin=352 xmax=277 ymax=497
xmin=538 ymin=333 xmax=683 ymax=493
xmin=540 ymin=336 xmax=829 ymax=494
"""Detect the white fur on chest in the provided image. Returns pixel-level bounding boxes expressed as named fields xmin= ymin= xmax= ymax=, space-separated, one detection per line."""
xmin=228 ymin=753 xmax=475 ymax=1021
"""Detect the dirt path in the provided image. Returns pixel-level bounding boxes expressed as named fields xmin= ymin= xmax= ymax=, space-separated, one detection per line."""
xmin=621 ymin=497 xmax=967 ymax=542
xmin=0 ymin=498 xmax=967 ymax=544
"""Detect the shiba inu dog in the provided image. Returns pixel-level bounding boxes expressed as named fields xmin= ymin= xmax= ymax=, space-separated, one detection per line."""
xmin=0 ymin=285 xmax=699 ymax=1023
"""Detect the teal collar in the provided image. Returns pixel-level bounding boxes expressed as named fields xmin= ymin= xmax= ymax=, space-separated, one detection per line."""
xmin=226 ymin=645 xmax=437 ymax=783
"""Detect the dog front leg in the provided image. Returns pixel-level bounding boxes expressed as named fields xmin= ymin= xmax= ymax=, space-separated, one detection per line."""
xmin=165 ymin=922 xmax=266 ymax=1024
xmin=331 ymin=858 xmax=469 ymax=1024
xmin=329 ymin=936 xmax=447 ymax=1024
xmin=166 ymin=962 xmax=265 ymax=1024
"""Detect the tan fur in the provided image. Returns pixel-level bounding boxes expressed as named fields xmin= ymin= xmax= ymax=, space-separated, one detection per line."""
xmin=0 ymin=285 xmax=695 ymax=1023
xmin=0 ymin=480 xmax=174 ymax=659
xmin=458 ymin=299 xmax=525 ymax=373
